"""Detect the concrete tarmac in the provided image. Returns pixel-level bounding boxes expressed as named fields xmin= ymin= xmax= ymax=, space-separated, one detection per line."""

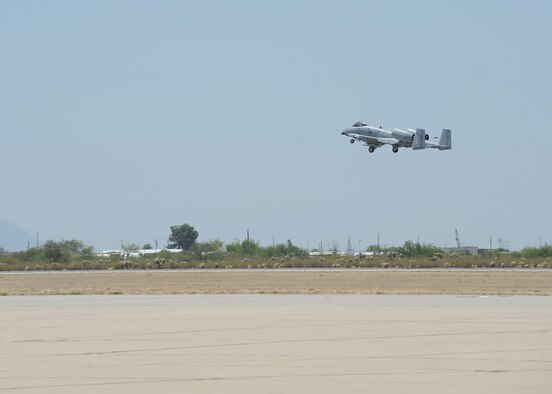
xmin=1 ymin=295 xmax=551 ymax=393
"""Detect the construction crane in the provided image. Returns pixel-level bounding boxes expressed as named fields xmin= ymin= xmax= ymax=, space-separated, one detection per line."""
xmin=455 ymin=229 xmax=461 ymax=248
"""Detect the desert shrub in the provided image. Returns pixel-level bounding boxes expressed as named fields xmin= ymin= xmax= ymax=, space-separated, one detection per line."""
xmin=261 ymin=244 xmax=308 ymax=258
xmin=11 ymin=248 xmax=43 ymax=262
xmin=397 ymin=241 xmax=443 ymax=258
xmin=520 ymin=245 xmax=552 ymax=258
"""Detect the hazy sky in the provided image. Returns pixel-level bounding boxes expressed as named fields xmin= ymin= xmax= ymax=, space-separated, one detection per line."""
xmin=2 ymin=1 xmax=551 ymax=251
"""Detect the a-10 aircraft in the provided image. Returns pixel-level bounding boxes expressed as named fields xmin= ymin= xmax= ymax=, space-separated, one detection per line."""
xmin=341 ymin=121 xmax=451 ymax=153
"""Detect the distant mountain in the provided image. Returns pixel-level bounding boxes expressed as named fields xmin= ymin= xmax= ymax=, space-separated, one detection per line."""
xmin=0 ymin=220 xmax=33 ymax=251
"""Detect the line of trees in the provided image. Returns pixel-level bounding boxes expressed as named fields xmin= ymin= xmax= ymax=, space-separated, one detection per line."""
xmin=4 ymin=240 xmax=94 ymax=263
xmin=1 ymin=222 xmax=551 ymax=266
xmin=165 ymin=224 xmax=308 ymax=259
xmin=226 ymin=239 xmax=308 ymax=258
xmin=364 ymin=242 xmax=442 ymax=257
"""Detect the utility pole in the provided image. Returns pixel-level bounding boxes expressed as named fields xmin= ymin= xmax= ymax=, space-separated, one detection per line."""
xmin=155 ymin=239 xmax=158 ymax=252
xmin=377 ymin=231 xmax=380 ymax=254
xmin=489 ymin=236 xmax=493 ymax=252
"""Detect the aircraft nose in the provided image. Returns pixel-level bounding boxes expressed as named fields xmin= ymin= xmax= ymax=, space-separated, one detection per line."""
xmin=341 ymin=130 xmax=347 ymax=135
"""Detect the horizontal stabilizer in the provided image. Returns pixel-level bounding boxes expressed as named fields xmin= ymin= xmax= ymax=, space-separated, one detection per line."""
xmin=412 ymin=128 xmax=426 ymax=150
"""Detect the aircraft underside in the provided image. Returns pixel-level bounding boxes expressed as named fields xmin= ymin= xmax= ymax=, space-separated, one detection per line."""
xmin=350 ymin=138 xmax=410 ymax=153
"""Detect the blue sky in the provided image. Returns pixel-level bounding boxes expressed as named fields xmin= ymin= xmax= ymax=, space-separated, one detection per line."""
xmin=1 ymin=1 xmax=551 ymax=251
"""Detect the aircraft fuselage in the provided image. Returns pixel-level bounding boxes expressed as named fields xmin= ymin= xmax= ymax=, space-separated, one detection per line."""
xmin=354 ymin=127 xmax=409 ymax=142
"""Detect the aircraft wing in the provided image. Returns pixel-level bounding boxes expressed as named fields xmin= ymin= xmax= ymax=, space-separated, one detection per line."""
xmin=375 ymin=137 xmax=400 ymax=145
xmin=348 ymin=134 xmax=376 ymax=144
xmin=349 ymin=134 xmax=399 ymax=146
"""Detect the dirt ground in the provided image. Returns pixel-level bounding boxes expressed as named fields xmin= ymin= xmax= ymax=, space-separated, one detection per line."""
xmin=1 ymin=269 xmax=551 ymax=295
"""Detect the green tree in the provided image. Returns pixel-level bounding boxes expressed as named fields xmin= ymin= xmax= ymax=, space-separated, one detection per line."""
xmin=226 ymin=242 xmax=243 ymax=254
xmin=142 ymin=243 xmax=153 ymax=250
xmin=520 ymin=244 xmax=552 ymax=258
xmin=80 ymin=246 xmax=95 ymax=259
xmin=43 ymin=240 xmax=68 ymax=263
xmin=168 ymin=224 xmax=198 ymax=250
xmin=241 ymin=239 xmax=259 ymax=256
xmin=57 ymin=240 xmax=94 ymax=259
xmin=59 ymin=240 xmax=85 ymax=254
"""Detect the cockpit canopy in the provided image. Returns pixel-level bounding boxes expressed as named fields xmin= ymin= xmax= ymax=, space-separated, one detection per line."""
xmin=352 ymin=121 xmax=367 ymax=127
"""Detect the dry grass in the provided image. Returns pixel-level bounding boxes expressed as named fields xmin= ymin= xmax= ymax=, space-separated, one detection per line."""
xmin=1 ymin=270 xmax=551 ymax=296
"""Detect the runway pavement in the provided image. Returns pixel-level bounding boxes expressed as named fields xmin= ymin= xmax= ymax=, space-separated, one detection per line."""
xmin=1 ymin=295 xmax=551 ymax=393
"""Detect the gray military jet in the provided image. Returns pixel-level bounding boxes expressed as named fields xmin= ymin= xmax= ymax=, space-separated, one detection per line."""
xmin=341 ymin=121 xmax=451 ymax=153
